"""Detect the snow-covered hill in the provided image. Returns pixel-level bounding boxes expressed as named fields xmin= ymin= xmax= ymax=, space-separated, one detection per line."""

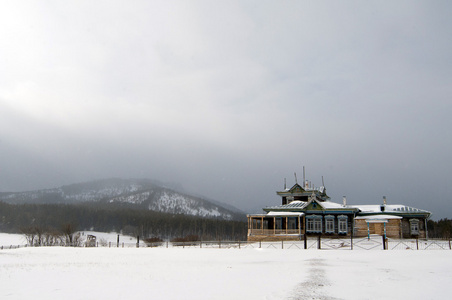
xmin=0 ymin=178 xmax=244 ymax=220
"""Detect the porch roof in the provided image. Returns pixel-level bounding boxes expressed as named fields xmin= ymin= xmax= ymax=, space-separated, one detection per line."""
xmin=355 ymin=214 xmax=402 ymax=223
xmin=247 ymin=211 xmax=304 ymax=218
xmin=266 ymin=211 xmax=304 ymax=217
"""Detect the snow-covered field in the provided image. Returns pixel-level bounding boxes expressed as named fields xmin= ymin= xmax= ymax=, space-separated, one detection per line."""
xmin=1 ymin=233 xmax=451 ymax=300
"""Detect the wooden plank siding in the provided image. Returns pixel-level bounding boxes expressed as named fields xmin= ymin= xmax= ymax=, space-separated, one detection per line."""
xmin=354 ymin=219 xmax=401 ymax=238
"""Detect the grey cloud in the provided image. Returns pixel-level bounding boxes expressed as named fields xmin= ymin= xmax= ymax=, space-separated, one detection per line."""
xmin=1 ymin=1 xmax=451 ymax=219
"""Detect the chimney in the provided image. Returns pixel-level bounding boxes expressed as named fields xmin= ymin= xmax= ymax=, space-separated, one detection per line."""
xmin=342 ymin=196 xmax=347 ymax=207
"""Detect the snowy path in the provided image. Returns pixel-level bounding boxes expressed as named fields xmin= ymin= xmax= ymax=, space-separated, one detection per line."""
xmin=286 ymin=257 xmax=340 ymax=300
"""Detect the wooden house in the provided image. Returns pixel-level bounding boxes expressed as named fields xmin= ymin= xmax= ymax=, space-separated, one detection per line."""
xmin=351 ymin=202 xmax=431 ymax=239
xmin=247 ymin=180 xmax=431 ymax=241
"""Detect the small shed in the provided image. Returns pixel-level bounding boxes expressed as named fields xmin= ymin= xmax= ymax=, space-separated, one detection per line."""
xmin=85 ymin=235 xmax=97 ymax=247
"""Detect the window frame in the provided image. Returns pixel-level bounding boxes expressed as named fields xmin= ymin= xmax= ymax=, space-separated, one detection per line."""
xmin=337 ymin=215 xmax=348 ymax=234
xmin=324 ymin=215 xmax=335 ymax=233
xmin=306 ymin=215 xmax=323 ymax=233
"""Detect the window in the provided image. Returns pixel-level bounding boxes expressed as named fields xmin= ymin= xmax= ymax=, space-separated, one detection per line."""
xmin=410 ymin=219 xmax=419 ymax=235
xmin=288 ymin=218 xmax=297 ymax=230
xmin=325 ymin=215 xmax=335 ymax=233
xmin=306 ymin=215 xmax=322 ymax=233
xmin=275 ymin=218 xmax=282 ymax=229
xmin=338 ymin=215 xmax=348 ymax=234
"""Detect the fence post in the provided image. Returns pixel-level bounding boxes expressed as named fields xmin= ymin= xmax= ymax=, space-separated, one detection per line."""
xmin=219 ymin=240 xmax=221 ymax=249
xmin=350 ymin=233 xmax=353 ymax=250
xmin=238 ymin=240 xmax=241 ymax=249
xmin=200 ymin=239 xmax=202 ymax=248
xmin=282 ymin=240 xmax=284 ymax=249
xmin=259 ymin=240 xmax=261 ymax=248
xmin=449 ymin=239 xmax=451 ymax=250
xmin=416 ymin=238 xmax=419 ymax=250
xmin=136 ymin=236 xmax=140 ymax=248
xmin=317 ymin=235 xmax=321 ymax=250
xmin=304 ymin=234 xmax=307 ymax=249
xmin=117 ymin=235 xmax=120 ymax=248
xmin=382 ymin=236 xmax=386 ymax=250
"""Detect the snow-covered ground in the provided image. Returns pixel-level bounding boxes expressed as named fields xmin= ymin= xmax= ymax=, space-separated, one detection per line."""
xmin=0 ymin=231 xmax=147 ymax=248
xmin=1 ymin=233 xmax=451 ymax=299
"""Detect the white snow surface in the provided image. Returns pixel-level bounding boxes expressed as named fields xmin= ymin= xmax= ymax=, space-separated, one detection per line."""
xmin=350 ymin=204 xmax=429 ymax=213
xmin=1 ymin=233 xmax=451 ymax=299
xmin=109 ymin=191 xmax=151 ymax=204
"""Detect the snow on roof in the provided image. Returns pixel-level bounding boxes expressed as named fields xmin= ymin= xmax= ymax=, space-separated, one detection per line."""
xmin=350 ymin=204 xmax=430 ymax=214
xmin=266 ymin=201 xmax=306 ymax=210
xmin=265 ymin=200 xmax=358 ymax=212
xmin=355 ymin=215 xmax=403 ymax=221
xmin=321 ymin=201 xmax=346 ymax=209
xmin=266 ymin=211 xmax=304 ymax=217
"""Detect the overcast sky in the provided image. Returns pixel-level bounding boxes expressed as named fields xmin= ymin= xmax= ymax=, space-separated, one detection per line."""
xmin=1 ymin=1 xmax=451 ymax=219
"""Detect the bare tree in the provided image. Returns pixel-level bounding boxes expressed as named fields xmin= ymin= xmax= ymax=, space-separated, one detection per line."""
xmin=21 ymin=226 xmax=48 ymax=246
xmin=21 ymin=226 xmax=36 ymax=246
xmin=34 ymin=226 xmax=45 ymax=246
xmin=61 ymin=223 xmax=77 ymax=246
xmin=43 ymin=230 xmax=63 ymax=246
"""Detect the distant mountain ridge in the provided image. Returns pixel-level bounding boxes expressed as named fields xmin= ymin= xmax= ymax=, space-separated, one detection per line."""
xmin=0 ymin=178 xmax=244 ymax=221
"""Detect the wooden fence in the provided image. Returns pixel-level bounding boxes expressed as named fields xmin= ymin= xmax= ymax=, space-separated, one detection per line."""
xmin=166 ymin=236 xmax=451 ymax=250
xmin=138 ymin=236 xmax=452 ymax=250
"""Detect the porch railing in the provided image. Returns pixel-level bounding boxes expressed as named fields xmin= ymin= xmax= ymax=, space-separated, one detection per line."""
xmin=248 ymin=229 xmax=301 ymax=235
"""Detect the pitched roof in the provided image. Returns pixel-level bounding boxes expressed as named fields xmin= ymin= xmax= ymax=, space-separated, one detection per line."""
xmin=264 ymin=198 xmax=358 ymax=213
xmin=265 ymin=200 xmax=307 ymax=210
xmin=350 ymin=204 xmax=431 ymax=215
xmin=276 ymin=183 xmax=330 ymax=201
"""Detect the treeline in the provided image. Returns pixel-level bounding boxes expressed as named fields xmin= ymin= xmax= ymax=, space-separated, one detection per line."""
xmin=0 ymin=201 xmax=247 ymax=241
xmin=427 ymin=219 xmax=452 ymax=239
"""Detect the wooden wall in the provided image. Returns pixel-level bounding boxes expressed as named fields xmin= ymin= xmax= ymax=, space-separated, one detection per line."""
xmin=354 ymin=219 xmax=401 ymax=238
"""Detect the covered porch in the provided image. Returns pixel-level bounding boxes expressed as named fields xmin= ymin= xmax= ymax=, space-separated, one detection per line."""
xmin=354 ymin=215 xmax=403 ymax=239
xmin=247 ymin=212 xmax=304 ymax=241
